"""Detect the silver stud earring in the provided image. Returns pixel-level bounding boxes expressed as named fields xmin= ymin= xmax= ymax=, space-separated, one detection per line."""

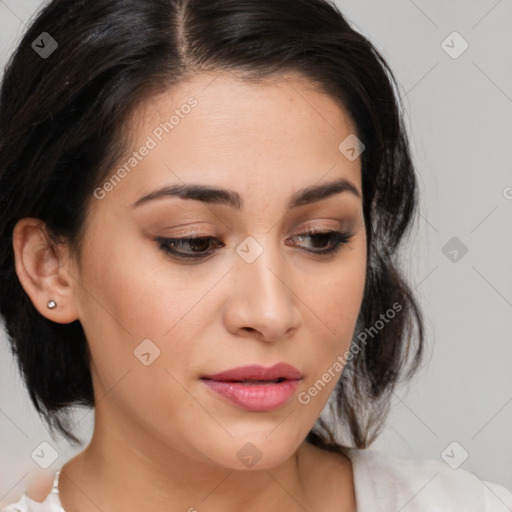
xmin=47 ymin=299 xmax=57 ymax=309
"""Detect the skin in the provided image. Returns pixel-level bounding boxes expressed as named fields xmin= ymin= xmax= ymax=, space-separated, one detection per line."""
xmin=13 ymin=70 xmax=366 ymax=512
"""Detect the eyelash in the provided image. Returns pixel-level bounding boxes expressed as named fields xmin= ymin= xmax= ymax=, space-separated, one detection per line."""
xmin=155 ymin=229 xmax=354 ymax=261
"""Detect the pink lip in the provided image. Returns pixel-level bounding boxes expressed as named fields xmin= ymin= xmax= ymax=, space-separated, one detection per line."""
xmin=201 ymin=363 xmax=302 ymax=412
xmin=203 ymin=363 xmax=302 ymax=381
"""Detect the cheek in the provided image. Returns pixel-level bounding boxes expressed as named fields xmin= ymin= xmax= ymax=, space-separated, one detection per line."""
xmin=75 ymin=234 xmax=212 ymax=382
xmin=299 ymin=253 xmax=366 ymax=398
xmin=315 ymin=254 xmax=366 ymax=337
xmin=296 ymin=261 xmax=365 ymax=412
xmin=331 ymin=267 xmax=366 ymax=327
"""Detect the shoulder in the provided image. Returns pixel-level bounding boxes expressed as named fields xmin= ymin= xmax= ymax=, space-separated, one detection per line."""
xmin=1 ymin=471 xmax=60 ymax=512
xmin=1 ymin=492 xmax=62 ymax=512
xmin=345 ymin=447 xmax=512 ymax=511
xmin=1 ymin=493 xmax=30 ymax=512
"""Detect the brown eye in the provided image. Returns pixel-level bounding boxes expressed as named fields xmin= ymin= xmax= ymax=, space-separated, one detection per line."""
xmin=156 ymin=236 xmax=223 ymax=259
xmin=291 ymin=230 xmax=353 ymax=255
xmin=155 ymin=230 xmax=353 ymax=262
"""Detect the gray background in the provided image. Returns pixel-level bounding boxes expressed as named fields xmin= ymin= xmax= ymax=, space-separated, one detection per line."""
xmin=1 ymin=0 xmax=511 ymax=506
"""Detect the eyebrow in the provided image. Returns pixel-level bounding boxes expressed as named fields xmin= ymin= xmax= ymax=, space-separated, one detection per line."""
xmin=131 ymin=177 xmax=361 ymax=210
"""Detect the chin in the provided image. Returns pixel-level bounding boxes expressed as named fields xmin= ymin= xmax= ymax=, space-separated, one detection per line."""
xmin=196 ymin=430 xmax=303 ymax=471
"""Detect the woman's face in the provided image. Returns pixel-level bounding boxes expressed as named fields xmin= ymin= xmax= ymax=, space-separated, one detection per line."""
xmin=70 ymin=71 xmax=367 ymax=469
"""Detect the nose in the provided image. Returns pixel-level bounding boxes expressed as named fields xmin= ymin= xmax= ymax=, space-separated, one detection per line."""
xmin=223 ymin=238 xmax=301 ymax=342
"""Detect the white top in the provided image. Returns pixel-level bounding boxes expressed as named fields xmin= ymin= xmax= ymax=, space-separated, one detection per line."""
xmin=2 ymin=448 xmax=512 ymax=511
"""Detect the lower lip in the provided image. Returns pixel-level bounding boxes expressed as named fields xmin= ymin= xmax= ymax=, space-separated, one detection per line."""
xmin=201 ymin=379 xmax=300 ymax=412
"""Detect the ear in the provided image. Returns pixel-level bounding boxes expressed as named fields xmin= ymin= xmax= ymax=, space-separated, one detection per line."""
xmin=12 ymin=218 xmax=80 ymax=324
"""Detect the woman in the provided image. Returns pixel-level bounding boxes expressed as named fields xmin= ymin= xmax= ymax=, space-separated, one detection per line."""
xmin=0 ymin=0 xmax=510 ymax=510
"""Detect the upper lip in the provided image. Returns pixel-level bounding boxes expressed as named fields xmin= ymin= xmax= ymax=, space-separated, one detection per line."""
xmin=202 ymin=363 xmax=302 ymax=382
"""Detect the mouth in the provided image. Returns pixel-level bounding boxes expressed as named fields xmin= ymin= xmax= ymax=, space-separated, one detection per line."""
xmin=201 ymin=363 xmax=303 ymax=382
xmin=200 ymin=363 xmax=302 ymax=412
xmin=203 ymin=377 xmax=288 ymax=384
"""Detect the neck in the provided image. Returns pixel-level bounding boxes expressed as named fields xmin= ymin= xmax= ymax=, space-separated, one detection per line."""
xmin=58 ymin=408 xmax=318 ymax=512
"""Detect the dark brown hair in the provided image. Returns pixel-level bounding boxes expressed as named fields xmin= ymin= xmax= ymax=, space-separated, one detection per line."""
xmin=0 ymin=0 xmax=425 ymax=448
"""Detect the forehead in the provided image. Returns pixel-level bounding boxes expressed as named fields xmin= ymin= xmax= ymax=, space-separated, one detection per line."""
xmin=104 ymin=71 xmax=363 ymax=209
xmin=137 ymin=70 xmax=357 ymax=144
